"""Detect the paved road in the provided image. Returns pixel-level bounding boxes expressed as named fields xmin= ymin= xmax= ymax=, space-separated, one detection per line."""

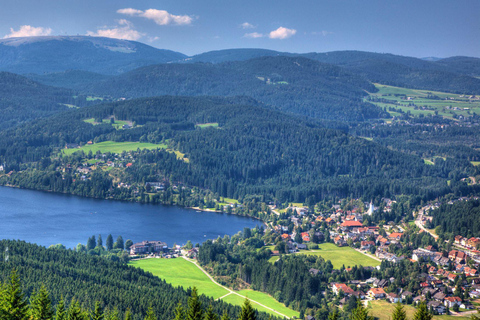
xmin=181 ymin=256 xmax=290 ymax=318
xmin=414 ymin=211 xmax=439 ymax=240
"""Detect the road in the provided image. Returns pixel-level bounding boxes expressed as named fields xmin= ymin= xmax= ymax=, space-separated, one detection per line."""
xmin=414 ymin=210 xmax=439 ymax=240
xmin=181 ymin=256 xmax=290 ymax=318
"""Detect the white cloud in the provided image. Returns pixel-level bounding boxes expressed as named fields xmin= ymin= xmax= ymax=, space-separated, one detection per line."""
xmin=118 ymin=8 xmax=193 ymax=26
xmin=4 ymin=25 xmax=52 ymax=38
xmin=86 ymin=20 xmax=144 ymax=41
xmin=240 ymin=22 xmax=256 ymax=29
xmin=243 ymin=32 xmax=263 ymax=38
xmin=312 ymin=30 xmax=334 ymax=36
xmin=268 ymin=27 xmax=296 ymax=39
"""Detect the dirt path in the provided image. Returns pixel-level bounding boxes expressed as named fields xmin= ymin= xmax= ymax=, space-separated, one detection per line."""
xmin=181 ymin=257 xmax=289 ymax=318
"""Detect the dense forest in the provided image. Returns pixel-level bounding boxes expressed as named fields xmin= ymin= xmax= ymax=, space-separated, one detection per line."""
xmin=0 ymin=240 xmax=272 ymax=320
xmin=0 ymin=95 xmax=470 ymax=203
xmin=430 ymin=200 xmax=480 ymax=238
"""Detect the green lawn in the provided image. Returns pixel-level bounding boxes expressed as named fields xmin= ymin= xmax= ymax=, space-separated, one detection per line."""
xmin=295 ymin=243 xmax=380 ymax=269
xmin=130 ymin=258 xmax=299 ymax=318
xmin=368 ymin=300 xmax=470 ymax=320
xmin=130 ymin=258 xmax=229 ymax=299
xmin=62 ymin=141 xmax=166 ymax=156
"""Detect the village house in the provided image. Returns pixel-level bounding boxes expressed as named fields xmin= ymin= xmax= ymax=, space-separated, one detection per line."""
xmin=129 ymin=241 xmax=168 ymax=255
xmin=449 ymin=250 xmax=467 ymax=264
xmin=367 ymin=288 xmax=386 ymax=299
xmin=332 ymin=283 xmax=354 ymax=296
xmin=387 ymin=293 xmax=401 ymax=303
xmin=427 ymin=301 xmax=446 ymax=314
xmin=444 ymin=296 xmax=462 ymax=308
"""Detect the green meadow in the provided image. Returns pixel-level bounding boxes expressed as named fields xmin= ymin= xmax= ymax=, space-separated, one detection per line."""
xmin=62 ymin=141 xmax=165 ymax=156
xmin=130 ymin=258 xmax=299 ymax=318
xmin=295 ymin=243 xmax=380 ymax=269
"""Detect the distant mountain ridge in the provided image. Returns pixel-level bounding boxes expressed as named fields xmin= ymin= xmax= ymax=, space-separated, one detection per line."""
xmin=0 ymin=36 xmax=187 ymax=75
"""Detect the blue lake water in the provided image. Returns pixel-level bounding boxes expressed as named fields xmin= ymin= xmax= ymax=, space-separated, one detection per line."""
xmin=0 ymin=186 xmax=260 ymax=248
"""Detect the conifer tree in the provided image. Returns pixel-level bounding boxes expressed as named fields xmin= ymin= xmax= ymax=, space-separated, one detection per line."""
xmin=106 ymin=308 xmax=120 ymax=320
xmin=237 ymin=299 xmax=255 ymax=320
xmin=220 ymin=311 xmax=230 ymax=320
xmin=144 ymin=305 xmax=157 ymax=320
xmin=67 ymin=299 xmax=84 ymax=320
xmin=187 ymin=287 xmax=203 ymax=320
xmin=205 ymin=305 xmax=218 ymax=320
xmin=91 ymin=301 xmax=104 ymax=320
xmin=114 ymin=236 xmax=124 ymax=250
xmin=174 ymin=303 xmax=186 ymax=320
xmin=124 ymin=309 xmax=132 ymax=320
xmin=55 ymin=297 xmax=67 ymax=320
xmin=30 ymin=284 xmax=54 ymax=320
xmin=328 ymin=310 xmax=339 ymax=320
xmin=97 ymin=235 xmax=103 ymax=248
xmin=413 ymin=302 xmax=432 ymax=320
xmin=391 ymin=302 xmax=406 ymax=320
xmin=350 ymin=300 xmax=372 ymax=320
xmin=106 ymin=235 xmax=113 ymax=251
xmin=3 ymin=269 xmax=29 ymax=320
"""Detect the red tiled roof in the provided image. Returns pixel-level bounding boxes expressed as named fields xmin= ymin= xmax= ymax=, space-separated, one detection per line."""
xmin=341 ymin=221 xmax=363 ymax=227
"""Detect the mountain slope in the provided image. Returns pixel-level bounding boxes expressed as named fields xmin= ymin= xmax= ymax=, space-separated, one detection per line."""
xmin=0 ymin=36 xmax=186 ymax=75
xmin=81 ymin=56 xmax=385 ymax=122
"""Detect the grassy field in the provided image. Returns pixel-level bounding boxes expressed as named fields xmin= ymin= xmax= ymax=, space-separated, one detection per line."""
xmin=63 ymin=141 xmax=166 ymax=156
xmin=83 ymin=118 xmax=132 ymax=130
xmin=368 ymin=84 xmax=480 ymax=120
xmin=295 ymin=243 xmax=380 ymax=269
xmin=130 ymin=258 xmax=299 ymax=317
xmin=368 ymin=300 xmax=470 ymax=320
xmin=196 ymin=123 xmax=219 ymax=129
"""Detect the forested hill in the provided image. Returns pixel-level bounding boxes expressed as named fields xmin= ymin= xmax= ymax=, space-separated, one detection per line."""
xmin=0 ymin=72 xmax=84 ymax=130
xmin=81 ymin=56 xmax=385 ymax=122
xmin=0 ymin=36 xmax=186 ymax=75
xmin=0 ymin=95 xmax=469 ymax=202
xmin=0 ymin=240 xmax=266 ymax=320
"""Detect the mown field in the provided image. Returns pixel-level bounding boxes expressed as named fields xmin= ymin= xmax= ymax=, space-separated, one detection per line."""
xmin=368 ymin=84 xmax=480 ymax=120
xmin=295 ymin=243 xmax=380 ymax=269
xmin=130 ymin=258 xmax=300 ymax=318
xmin=368 ymin=300 xmax=470 ymax=320
xmin=62 ymin=141 xmax=166 ymax=156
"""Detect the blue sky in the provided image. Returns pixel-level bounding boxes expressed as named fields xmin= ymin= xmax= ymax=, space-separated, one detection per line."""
xmin=2 ymin=0 xmax=479 ymax=57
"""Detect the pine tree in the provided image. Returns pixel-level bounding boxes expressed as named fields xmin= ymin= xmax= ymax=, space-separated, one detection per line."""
xmin=174 ymin=303 xmax=186 ymax=320
xmin=106 ymin=235 xmax=113 ymax=251
xmin=91 ymin=301 xmax=104 ymax=320
xmin=67 ymin=299 xmax=84 ymax=320
xmin=87 ymin=236 xmax=96 ymax=250
xmin=3 ymin=269 xmax=29 ymax=320
xmin=187 ymin=287 xmax=203 ymax=320
xmin=114 ymin=236 xmax=124 ymax=250
xmin=237 ymin=299 xmax=255 ymax=320
xmin=391 ymin=302 xmax=406 ymax=320
xmin=124 ymin=309 xmax=133 ymax=320
xmin=105 ymin=308 xmax=120 ymax=320
xmin=220 ymin=311 xmax=230 ymax=320
xmin=350 ymin=300 xmax=372 ymax=320
xmin=97 ymin=235 xmax=103 ymax=248
xmin=205 ymin=305 xmax=218 ymax=320
xmin=144 ymin=305 xmax=157 ymax=320
xmin=55 ymin=297 xmax=67 ymax=320
xmin=30 ymin=284 xmax=54 ymax=320
xmin=413 ymin=302 xmax=432 ymax=320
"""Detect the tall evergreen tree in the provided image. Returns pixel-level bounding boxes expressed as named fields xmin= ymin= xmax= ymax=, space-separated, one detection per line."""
xmin=144 ymin=305 xmax=157 ymax=320
xmin=3 ymin=269 xmax=29 ymax=320
xmin=124 ymin=309 xmax=132 ymax=320
xmin=114 ymin=236 xmax=124 ymax=250
xmin=413 ymin=302 xmax=432 ymax=320
xmin=55 ymin=297 xmax=67 ymax=320
xmin=391 ymin=303 xmax=406 ymax=320
xmin=220 ymin=312 xmax=230 ymax=320
xmin=97 ymin=235 xmax=103 ymax=248
xmin=87 ymin=236 xmax=96 ymax=251
xmin=30 ymin=284 xmax=54 ymax=320
xmin=187 ymin=287 xmax=203 ymax=320
xmin=350 ymin=301 xmax=372 ymax=320
xmin=67 ymin=299 xmax=83 ymax=320
xmin=204 ymin=305 xmax=218 ymax=320
xmin=174 ymin=303 xmax=185 ymax=320
xmin=105 ymin=308 xmax=120 ymax=320
xmin=91 ymin=301 xmax=104 ymax=320
xmin=106 ymin=235 xmax=113 ymax=251
xmin=237 ymin=299 xmax=255 ymax=320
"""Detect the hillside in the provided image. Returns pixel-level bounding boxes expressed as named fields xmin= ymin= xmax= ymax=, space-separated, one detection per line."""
xmin=80 ymin=56 xmax=385 ymax=122
xmin=26 ymin=69 xmax=112 ymax=89
xmin=0 ymin=72 xmax=83 ymax=129
xmin=0 ymin=239 xmax=271 ymax=320
xmin=0 ymin=95 xmax=464 ymax=203
xmin=0 ymin=36 xmax=186 ymax=75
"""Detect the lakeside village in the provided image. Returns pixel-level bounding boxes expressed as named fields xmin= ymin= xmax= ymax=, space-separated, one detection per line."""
xmin=129 ymin=196 xmax=480 ymax=316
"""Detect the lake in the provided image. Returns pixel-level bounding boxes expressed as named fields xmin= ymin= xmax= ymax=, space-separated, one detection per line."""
xmin=0 ymin=186 xmax=260 ymax=248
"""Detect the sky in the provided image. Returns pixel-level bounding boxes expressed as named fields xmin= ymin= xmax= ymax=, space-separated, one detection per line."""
xmin=1 ymin=0 xmax=479 ymax=58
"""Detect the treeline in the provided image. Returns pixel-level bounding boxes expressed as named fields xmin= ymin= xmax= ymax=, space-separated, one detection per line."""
xmin=78 ymin=56 xmax=386 ymax=122
xmin=0 ymin=96 xmax=466 ymax=203
xmin=430 ymin=199 xmax=480 ymax=238
xmin=0 ymin=240 xmax=273 ymax=320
